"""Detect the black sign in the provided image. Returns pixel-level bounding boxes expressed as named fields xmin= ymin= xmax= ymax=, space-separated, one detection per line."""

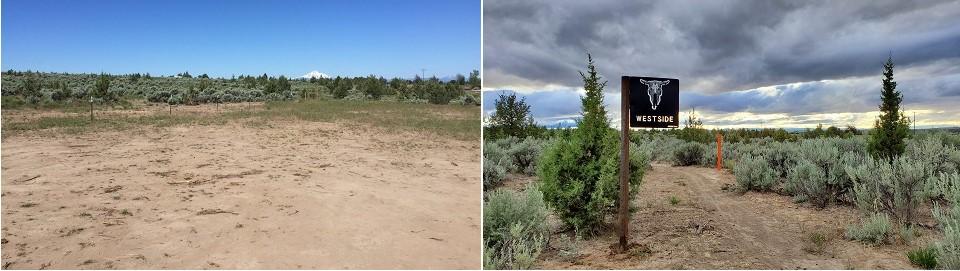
xmin=624 ymin=76 xmax=679 ymax=128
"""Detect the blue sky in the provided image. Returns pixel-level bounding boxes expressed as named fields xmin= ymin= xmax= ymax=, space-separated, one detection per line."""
xmin=2 ymin=0 xmax=479 ymax=79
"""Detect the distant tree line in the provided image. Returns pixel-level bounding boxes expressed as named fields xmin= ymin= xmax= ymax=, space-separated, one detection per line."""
xmin=1 ymin=69 xmax=481 ymax=107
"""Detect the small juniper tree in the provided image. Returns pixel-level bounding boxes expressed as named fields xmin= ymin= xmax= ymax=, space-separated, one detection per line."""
xmin=363 ymin=75 xmax=385 ymax=99
xmin=487 ymin=92 xmax=537 ymax=139
xmin=93 ymin=73 xmax=114 ymax=103
xmin=538 ymin=54 xmax=642 ymax=233
xmin=468 ymin=70 xmax=481 ymax=89
xmin=868 ymin=55 xmax=911 ymax=160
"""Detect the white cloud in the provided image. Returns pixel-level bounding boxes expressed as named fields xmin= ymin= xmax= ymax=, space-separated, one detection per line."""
xmin=301 ymin=71 xmax=331 ymax=79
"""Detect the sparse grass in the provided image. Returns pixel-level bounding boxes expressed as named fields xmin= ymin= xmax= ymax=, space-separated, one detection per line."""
xmin=2 ymin=99 xmax=479 ymax=141
xmin=802 ymin=231 xmax=829 ymax=254
xmin=908 ymin=245 xmax=938 ymax=269
xmin=669 ymin=196 xmax=680 ymax=205
xmin=2 ymin=96 xmax=139 ymax=112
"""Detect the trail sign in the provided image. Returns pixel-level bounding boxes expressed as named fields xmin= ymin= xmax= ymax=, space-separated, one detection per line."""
xmin=618 ymin=75 xmax=680 ymax=251
xmin=624 ymin=76 xmax=680 ymax=128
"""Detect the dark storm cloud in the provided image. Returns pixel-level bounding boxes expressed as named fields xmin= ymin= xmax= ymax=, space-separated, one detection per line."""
xmin=484 ymin=0 xmax=960 ymax=93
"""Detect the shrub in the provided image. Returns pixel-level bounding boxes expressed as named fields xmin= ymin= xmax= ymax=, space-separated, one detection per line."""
xmin=147 ymin=89 xmax=174 ymax=103
xmin=362 ymin=75 xmax=385 ymax=100
xmin=538 ymin=134 xmax=615 ymax=233
xmin=645 ymin=135 xmax=684 ymax=162
xmin=331 ymin=80 xmax=350 ymax=99
xmin=451 ymin=93 xmax=480 ymax=106
xmin=93 ymin=73 xmax=117 ymax=103
xmin=908 ymin=136 xmax=960 ymax=175
xmin=762 ymin=141 xmax=801 ymax=179
xmin=782 ymin=139 xmax=862 ymax=206
xmin=483 ymin=188 xmax=549 ymax=270
xmin=672 ymin=141 xmax=707 ymax=166
xmin=20 ymin=76 xmax=43 ymax=104
xmin=427 ymin=84 xmax=460 ymax=105
xmin=908 ymin=245 xmax=938 ymax=269
xmin=506 ymin=137 xmax=553 ymax=175
xmin=51 ymin=83 xmax=71 ymax=101
xmin=847 ymin=156 xmax=932 ymax=224
xmin=786 ymin=160 xmax=827 ymax=205
xmin=484 ymin=157 xmax=509 ymax=189
xmin=734 ymin=154 xmax=776 ymax=192
xmin=846 ymin=213 xmax=893 ymax=245
xmin=933 ymin=172 xmax=960 ymax=269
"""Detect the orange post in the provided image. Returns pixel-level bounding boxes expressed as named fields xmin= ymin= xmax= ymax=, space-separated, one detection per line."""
xmin=716 ymin=133 xmax=724 ymax=170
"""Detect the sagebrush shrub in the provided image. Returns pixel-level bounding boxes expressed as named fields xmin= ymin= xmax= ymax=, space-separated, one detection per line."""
xmin=783 ymin=138 xmax=862 ymax=206
xmin=484 ymin=157 xmax=508 ymax=189
xmin=762 ymin=141 xmax=800 ymax=179
xmin=644 ymin=135 xmax=684 ymax=162
xmin=483 ymin=187 xmax=550 ymax=270
xmin=506 ymin=137 xmax=552 ymax=175
xmin=733 ymin=154 xmax=776 ymax=192
xmin=908 ymin=136 xmax=960 ymax=175
xmin=673 ymin=141 xmax=707 ymax=166
xmin=786 ymin=160 xmax=827 ymax=205
xmin=933 ymin=172 xmax=960 ymax=269
xmin=847 ymin=156 xmax=932 ymax=224
xmin=846 ymin=212 xmax=893 ymax=245
xmin=485 ymin=137 xmax=553 ymax=177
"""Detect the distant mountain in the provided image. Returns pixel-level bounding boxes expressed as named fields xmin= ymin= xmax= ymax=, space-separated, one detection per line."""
xmin=542 ymin=119 xmax=578 ymax=129
xmin=301 ymin=71 xmax=331 ymax=79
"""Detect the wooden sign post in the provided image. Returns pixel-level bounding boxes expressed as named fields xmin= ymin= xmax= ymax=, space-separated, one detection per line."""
xmin=618 ymin=77 xmax=630 ymax=250
xmin=619 ymin=76 xmax=679 ymax=251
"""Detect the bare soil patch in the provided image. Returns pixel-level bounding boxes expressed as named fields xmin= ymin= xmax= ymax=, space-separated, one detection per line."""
xmin=532 ymin=163 xmax=933 ymax=269
xmin=1 ymin=110 xmax=480 ymax=269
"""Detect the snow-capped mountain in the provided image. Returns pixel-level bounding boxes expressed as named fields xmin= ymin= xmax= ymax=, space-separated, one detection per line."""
xmin=301 ymin=71 xmax=331 ymax=79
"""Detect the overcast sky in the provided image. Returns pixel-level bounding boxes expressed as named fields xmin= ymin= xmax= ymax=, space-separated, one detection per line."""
xmin=483 ymin=0 xmax=960 ymax=129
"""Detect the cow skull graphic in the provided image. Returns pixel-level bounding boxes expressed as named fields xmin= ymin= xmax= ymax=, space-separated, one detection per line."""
xmin=639 ymin=79 xmax=670 ymax=110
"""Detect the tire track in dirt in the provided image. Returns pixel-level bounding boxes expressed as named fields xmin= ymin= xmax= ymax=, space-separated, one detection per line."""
xmin=677 ymin=166 xmax=809 ymax=268
xmin=538 ymin=163 xmax=916 ymax=269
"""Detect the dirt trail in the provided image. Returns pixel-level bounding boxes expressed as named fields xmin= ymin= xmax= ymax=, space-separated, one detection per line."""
xmin=537 ymin=163 xmax=922 ymax=269
xmin=2 ymin=121 xmax=480 ymax=269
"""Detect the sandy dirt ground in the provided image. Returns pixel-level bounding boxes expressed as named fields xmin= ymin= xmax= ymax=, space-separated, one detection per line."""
xmin=1 ymin=118 xmax=480 ymax=269
xmin=513 ymin=163 xmax=935 ymax=269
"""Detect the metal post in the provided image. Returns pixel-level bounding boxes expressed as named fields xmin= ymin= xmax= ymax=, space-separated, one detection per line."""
xmin=89 ymin=98 xmax=94 ymax=121
xmin=618 ymin=77 xmax=630 ymax=251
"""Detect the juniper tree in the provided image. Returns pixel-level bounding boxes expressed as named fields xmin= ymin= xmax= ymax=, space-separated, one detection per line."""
xmin=469 ymin=70 xmax=481 ymax=89
xmin=93 ymin=73 xmax=113 ymax=102
xmin=488 ymin=93 xmax=536 ymax=139
xmin=538 ymin=54 xmax=641 ymax=233
xmin=868 ymin=55 xmax=911 ymax=160
xmin=363 ymin=75 xmax=385 ymax=99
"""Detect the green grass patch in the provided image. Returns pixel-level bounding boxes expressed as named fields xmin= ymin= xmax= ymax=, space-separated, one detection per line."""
xmin=2 ymin=99 xmax=479 ymax=141
xmin=908 ymin=245 xmax=938 ymax=269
